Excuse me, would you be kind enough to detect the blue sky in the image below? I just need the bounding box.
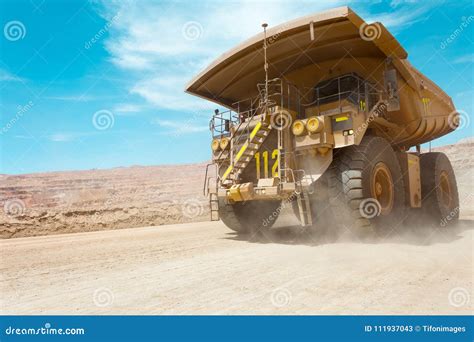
[0,0,472,175]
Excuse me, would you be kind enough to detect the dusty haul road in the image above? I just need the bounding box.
[1,220,473,315]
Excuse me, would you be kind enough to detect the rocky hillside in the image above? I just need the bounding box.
[1,140,472,238]
[0,163,209,238]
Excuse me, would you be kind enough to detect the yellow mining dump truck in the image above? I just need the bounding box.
[187,6,460,235]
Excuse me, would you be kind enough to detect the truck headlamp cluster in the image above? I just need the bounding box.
[292,120,306,136]
[211,139,220,151]
[292,117,325,136]
[219,137,230,150]
[211,137,230,151]
[306,117,324,133]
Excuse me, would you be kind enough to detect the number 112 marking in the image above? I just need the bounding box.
[254,149,279,179]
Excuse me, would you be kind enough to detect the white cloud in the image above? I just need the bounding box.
[0,69,23,82]
[389,0,419,8]
[455,89,473,97]
[97,0,349,113]
[45,131,98,142]
[47,133,77,142]
[363,2,437,30]
[43,95,97,102]
[131,76,216,111]
[14,134,35,140]
[97,0,438,113]
[113,103,144,115]
[453,54,474,64]
[152,118,208,135]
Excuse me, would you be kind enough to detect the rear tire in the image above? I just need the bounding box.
[218,198,281,234]
[327,136,406,237]
[420,152,459,226]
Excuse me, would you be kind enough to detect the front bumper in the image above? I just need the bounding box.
[218,180,299,202]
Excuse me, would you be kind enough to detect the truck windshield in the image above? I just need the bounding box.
[314,74,365,106]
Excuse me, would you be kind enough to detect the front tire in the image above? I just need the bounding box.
[327,136,406,237]
[218,198,281,234]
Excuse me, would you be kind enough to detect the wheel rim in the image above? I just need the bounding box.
[371,162,394,216]
[439,171,453,208]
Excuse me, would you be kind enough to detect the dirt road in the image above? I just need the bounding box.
[1,220,472,315]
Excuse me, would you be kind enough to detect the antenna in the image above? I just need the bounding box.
[262,23,268,106]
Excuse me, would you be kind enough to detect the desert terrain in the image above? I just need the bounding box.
[0,140,472,315]
[1,140,473,239]
[0,163,209,238]
[0,220,472,315]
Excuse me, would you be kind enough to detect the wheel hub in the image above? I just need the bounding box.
[371,162,394,216]
[375,182,383,196]
[439,171,453,208]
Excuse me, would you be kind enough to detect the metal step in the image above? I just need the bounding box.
[254,132,269,138]
[297,192,312,227]
[221,115,273,182]
[209,192,219,221]
[242,151,255,157]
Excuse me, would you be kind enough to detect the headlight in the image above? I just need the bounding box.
[211,139,220,151]
[306,116,324,133]
[292,120,305,136]
[220,137,229,150]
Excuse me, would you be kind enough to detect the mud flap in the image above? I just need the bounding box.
[300,149,333,187]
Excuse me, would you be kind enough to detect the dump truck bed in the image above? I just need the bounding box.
[186,6,456,148]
